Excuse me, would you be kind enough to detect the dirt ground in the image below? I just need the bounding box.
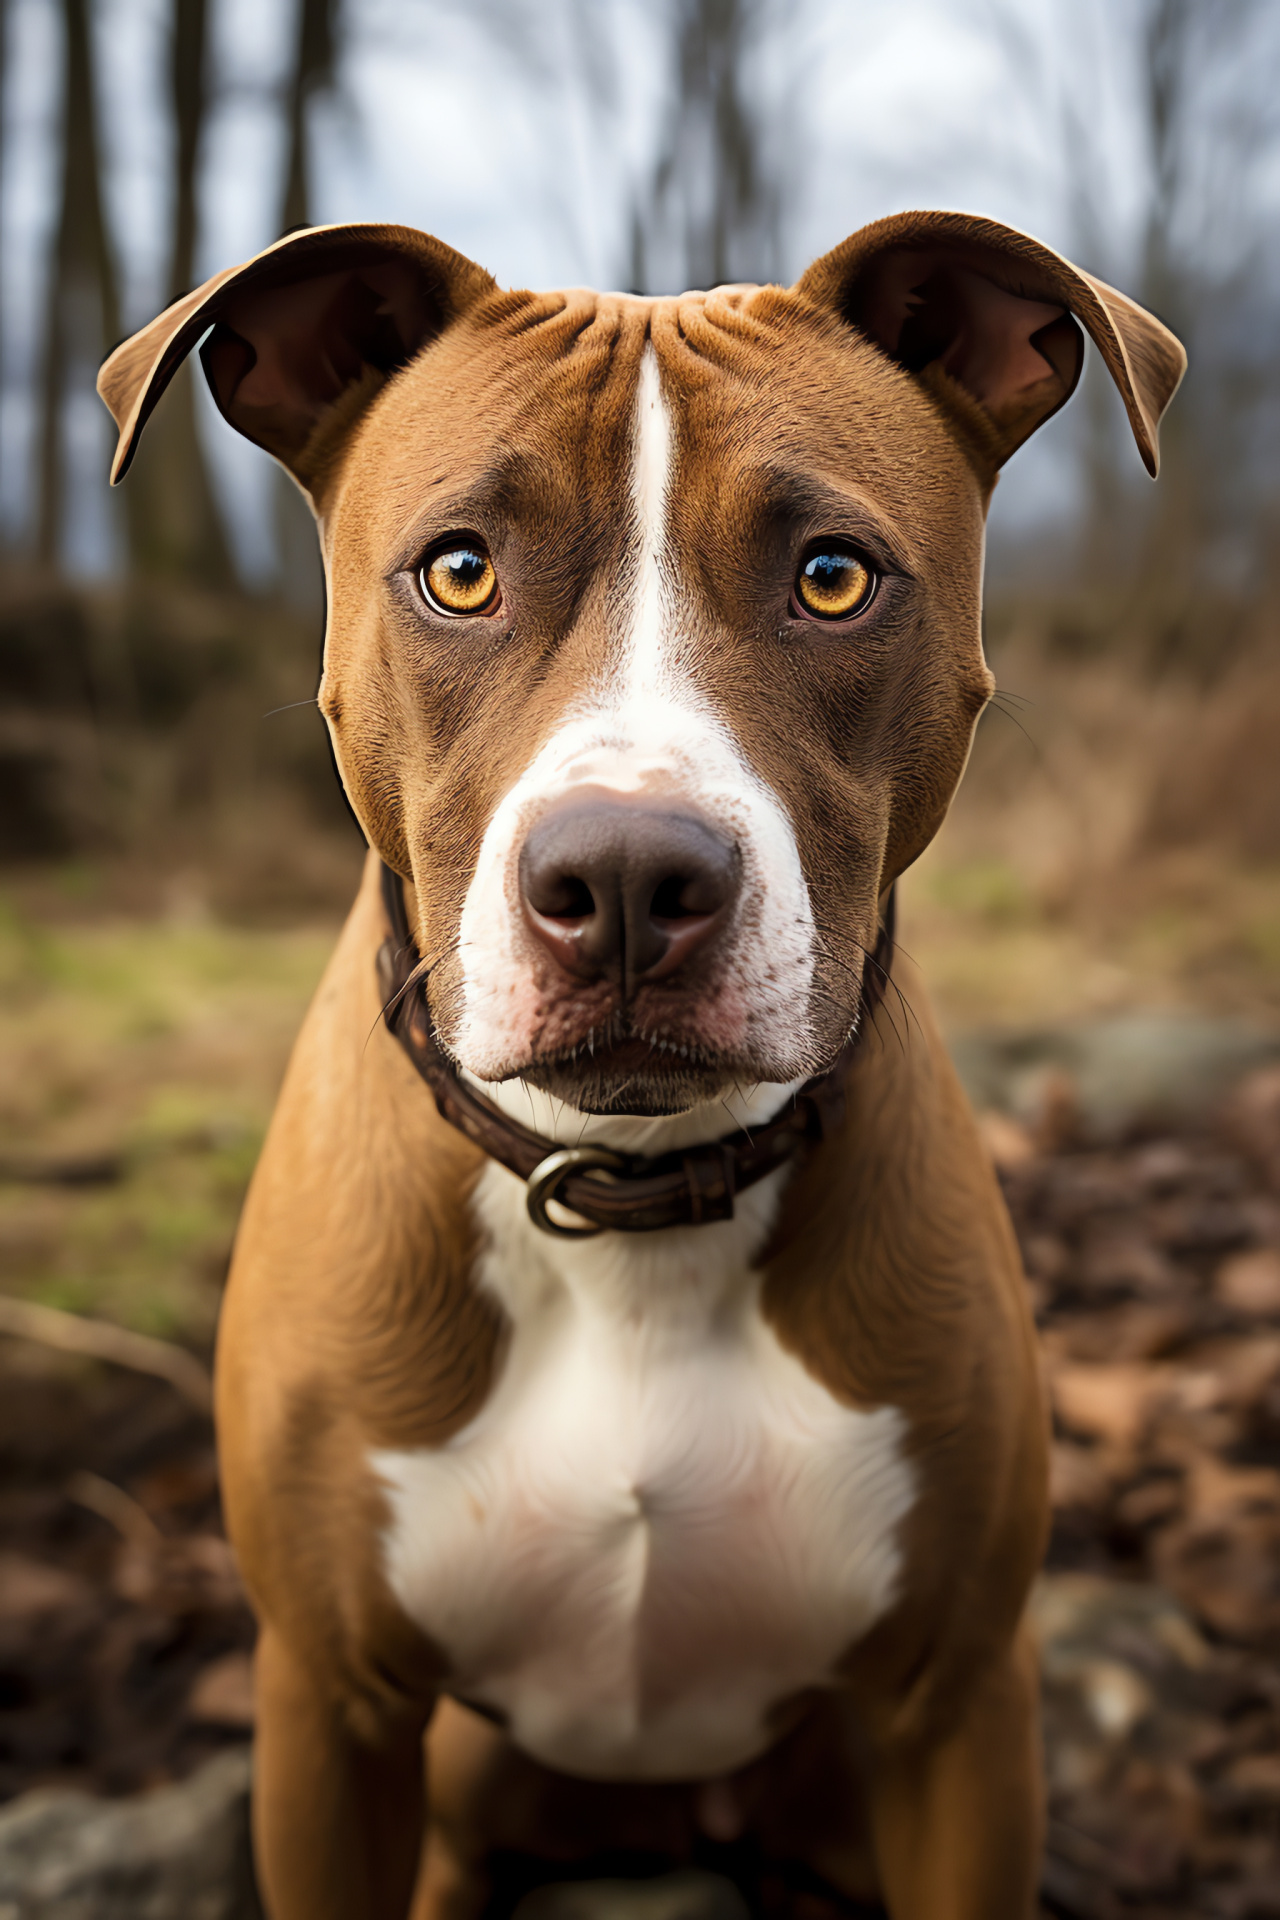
[1004,1071,1280,1917]
[3,1064,1280,1914]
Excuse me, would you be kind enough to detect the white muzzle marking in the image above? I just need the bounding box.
[452,345,816,1087]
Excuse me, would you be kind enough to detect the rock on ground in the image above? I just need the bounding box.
[0,1747,259,1920]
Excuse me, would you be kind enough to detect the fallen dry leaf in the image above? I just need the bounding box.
[1214,1245,1280,1316]
[187,1650,255,1728]
[0,1551,93,1622]
[1153,1470,1280,1644]
[1077,1233,1181,1299]
[1219,1750,1280,1807]
[1052,1362,1171,1454]
[1050,1441,1115,1513]
[978,1108,1037,1172]
[1223,1063,1280,1191]
[1055,1302,1196,1363]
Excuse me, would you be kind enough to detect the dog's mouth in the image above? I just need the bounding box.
[511,1025,767,1117]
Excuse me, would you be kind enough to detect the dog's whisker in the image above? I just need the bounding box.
[363,938,461,1059]
[991,684,1036,710]
[985,693,1044,760]
[261,698,320,719]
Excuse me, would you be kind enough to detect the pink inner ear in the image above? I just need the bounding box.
[220,271,354,416]
[857,249,1070,415]
[940,268,1066,412]
[209,258,431,440]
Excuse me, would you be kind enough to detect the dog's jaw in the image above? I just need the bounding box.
[449,344,819,1110]
[465,1069,810,1155]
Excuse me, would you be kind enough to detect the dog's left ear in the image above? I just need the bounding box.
[796,210,1185,478]
[98,222,497,503]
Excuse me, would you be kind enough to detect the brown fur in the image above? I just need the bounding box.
[99,212,1184,1920]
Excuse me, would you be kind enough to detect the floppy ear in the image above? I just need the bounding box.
[796,210,1185,478]
[98,222,497,501]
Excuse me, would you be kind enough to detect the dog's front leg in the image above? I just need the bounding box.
[253,1627,431,1920]
[867,1624,1043,1920]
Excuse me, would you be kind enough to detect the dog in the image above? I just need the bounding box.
[100,210,1183,1920]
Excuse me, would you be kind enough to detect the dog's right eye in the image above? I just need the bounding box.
[418,542,501,617]
[792,545,876,622]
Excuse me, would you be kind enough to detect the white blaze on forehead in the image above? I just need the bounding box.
[627,345,673,698]
[451,340,818,1093]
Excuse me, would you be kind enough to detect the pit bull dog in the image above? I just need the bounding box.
[99,211,1183,1920]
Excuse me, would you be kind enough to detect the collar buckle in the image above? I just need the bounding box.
[526,1145,629,1238]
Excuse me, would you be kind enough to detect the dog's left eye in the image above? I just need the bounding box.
[418,542,501,616]
[793,545,876,621]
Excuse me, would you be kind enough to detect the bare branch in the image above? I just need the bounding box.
[0,1295,213,1414]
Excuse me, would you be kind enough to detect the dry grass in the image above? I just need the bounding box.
[903,610,1280,1029]
[0,899,337,1340]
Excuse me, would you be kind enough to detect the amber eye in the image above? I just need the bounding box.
[419,541,500,616]
[793,546,875,621]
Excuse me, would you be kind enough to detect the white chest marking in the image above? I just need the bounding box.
[373,1157,914,1781]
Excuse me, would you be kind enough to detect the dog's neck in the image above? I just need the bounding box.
[463,1073,808,1157]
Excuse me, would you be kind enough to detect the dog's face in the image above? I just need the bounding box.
[101,215,1184,1116]
[322,290,988,1111]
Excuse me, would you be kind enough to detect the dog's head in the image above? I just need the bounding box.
[102,214,1183,1116]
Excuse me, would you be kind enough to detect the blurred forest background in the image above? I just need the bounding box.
[3,8,1280,1909]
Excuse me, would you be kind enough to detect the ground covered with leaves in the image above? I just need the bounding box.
[999,1064,1280,1917]
[0,1351,251,1803]
[0,1071,1277,1915]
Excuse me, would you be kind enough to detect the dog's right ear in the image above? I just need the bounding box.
[796,211,1185,481]
[98,223,497,502]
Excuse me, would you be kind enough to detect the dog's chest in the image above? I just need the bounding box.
[372,1165,914,1781]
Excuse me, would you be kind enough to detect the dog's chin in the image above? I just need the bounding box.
[517,1041,746,1117]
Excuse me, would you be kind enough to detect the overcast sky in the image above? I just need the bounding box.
[3,0,1273,575]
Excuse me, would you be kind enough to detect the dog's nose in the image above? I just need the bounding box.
[519,792,739,990]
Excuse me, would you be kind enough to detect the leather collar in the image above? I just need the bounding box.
[377,861,895,1238]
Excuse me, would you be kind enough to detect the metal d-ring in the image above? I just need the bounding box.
[526,1145,628,1238]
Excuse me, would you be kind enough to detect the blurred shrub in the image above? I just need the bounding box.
[0,569,360,913]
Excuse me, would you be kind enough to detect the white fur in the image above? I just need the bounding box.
[451,343,817,1084]
[373,1165,915,1781]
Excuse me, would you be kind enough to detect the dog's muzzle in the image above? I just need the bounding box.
[376,863,896,1235]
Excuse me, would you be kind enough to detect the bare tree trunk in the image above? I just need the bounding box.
[275,0,336,611]
[1140,0,1191,331]
[36,0,121,567]
[631,0,782,295]
[986,0,1273,672]
[124,0,234,589]
[169,0,206,298]
[281,0,336,233]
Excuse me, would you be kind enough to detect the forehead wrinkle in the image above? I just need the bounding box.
[374,301,646,522]
[648,286,811,375]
